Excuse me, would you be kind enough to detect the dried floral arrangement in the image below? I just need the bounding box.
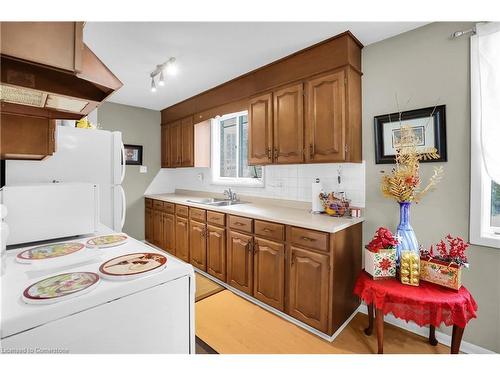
[381,125,444,203]
[420,234,469,267]
[366,227,399,253]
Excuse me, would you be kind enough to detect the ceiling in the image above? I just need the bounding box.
[84,22,428,111]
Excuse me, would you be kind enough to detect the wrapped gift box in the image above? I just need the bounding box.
[364,247,396,279]
[420,256,462,290]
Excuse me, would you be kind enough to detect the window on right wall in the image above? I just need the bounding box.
[470,22,500,248]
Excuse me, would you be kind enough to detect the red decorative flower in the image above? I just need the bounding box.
[378,258,393,271]
[367,227,398,252]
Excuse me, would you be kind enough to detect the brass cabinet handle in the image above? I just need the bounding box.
[246,240,253,252]
[234,222,245,226]
[274,148,278,160]
[263,227,273,232]
[309,144,314,159]
[253,240,258,254]
[267,147,272,160]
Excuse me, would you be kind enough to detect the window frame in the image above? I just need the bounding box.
[469,27,500,248]
[211,111,264,187]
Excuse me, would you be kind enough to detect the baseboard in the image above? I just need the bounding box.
[357,304,495,354]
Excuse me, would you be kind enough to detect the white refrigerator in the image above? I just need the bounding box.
[5,126,126,233]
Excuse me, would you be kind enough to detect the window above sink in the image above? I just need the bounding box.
[211,111,264,187]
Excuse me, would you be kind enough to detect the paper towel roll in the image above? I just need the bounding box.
[312,178,324,213]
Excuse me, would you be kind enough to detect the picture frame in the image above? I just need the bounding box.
[374,105,447,164]
[124,144,143,165]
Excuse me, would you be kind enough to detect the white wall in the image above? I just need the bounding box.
[147,162,365,207]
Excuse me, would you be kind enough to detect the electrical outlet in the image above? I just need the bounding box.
[140,165,147,174]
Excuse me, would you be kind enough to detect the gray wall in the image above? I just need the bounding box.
[362,22,500,352]
[97,102,161,240]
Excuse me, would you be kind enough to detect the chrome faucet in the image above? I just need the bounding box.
[223,188,238,202]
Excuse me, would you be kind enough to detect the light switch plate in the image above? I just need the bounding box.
[140,165,147,173]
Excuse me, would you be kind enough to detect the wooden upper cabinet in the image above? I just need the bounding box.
[161,125,170,168]
[0,22,84,73]
[0,113,56,160]
[181,116,194,167]
[189,220,207,271]
[169,120,182,167]
[306,70,346,162]
[175,216,190,262]
[253,238,285,311]
[273,83,304,164]
[288,247,330,333]
[227,231,254,295]
[248,93,273,165]
[163,213,175,254]
[207,225,226,282]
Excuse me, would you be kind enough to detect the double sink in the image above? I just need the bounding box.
[186,198,247,207]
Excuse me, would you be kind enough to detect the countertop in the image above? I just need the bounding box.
[145,193,364,234]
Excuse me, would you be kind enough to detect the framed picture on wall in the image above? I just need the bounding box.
[124,144,143,165]
[374,105,447,164]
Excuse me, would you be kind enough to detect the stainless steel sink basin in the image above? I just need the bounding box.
[186,198,247,206]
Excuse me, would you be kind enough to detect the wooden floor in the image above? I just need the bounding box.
[195,290,452,354]
[195,273,225,302]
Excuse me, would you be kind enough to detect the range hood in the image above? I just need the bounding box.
[0,22,122,120]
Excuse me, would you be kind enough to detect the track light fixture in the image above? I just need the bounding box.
[149,57,177,93]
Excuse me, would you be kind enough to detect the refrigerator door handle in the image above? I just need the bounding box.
[119,185,126,230]
[120,142,126,184]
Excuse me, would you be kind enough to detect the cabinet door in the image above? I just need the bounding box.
[161,125,170,168]
[227,231,253,295]
[181,116,194,167]
[152,210,163,248]
[288,247,330,333]
[248,93,273,165]
[0,113,56,160]
[207,225,226,282]
[273,83,304,164]
[253,238,285,311]
[163,213,176,254]
[305,70,346,162]
[175,216,190,262]
[145,207,153,243]
[189,220,207,271]
[169,121,182,167]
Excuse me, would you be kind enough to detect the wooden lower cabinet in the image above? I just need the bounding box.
[145,207,153,243]
[152,209,163,247]
[163,213,175,254]
[207,225,226,282]
[175,216,190,262]
[227,231,253,295]
[288,246,330,333]
[189,220,207,271]
[253,237,285,311]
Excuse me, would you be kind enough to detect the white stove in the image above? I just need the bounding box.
[0,228,195,354]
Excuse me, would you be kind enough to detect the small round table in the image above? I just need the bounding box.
[353,271,477,354]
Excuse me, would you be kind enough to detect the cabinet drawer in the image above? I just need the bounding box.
[176,205,189,217]
[254,220,284,241]
[164,202,175,214]
[145,198,153,209]
[290,227,329,252]
[228,215,253,233]
[207,211,226,226]
[190,207,206,222]
[153,200,164,210]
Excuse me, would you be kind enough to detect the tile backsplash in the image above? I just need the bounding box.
[146,162,365,207]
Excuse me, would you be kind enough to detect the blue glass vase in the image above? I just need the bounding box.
[395,202,419,266]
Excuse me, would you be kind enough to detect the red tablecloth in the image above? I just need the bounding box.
[353,271,477,328]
